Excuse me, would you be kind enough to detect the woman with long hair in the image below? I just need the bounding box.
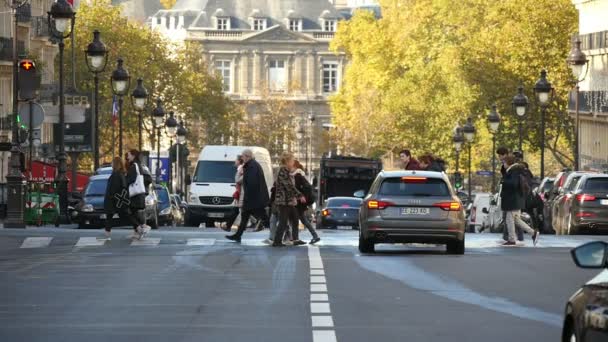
[102,157,141,240]
[273,152,306,247]
[125,149,148,239]
[292,160,320,244]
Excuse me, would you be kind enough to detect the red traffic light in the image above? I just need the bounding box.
[19,59,35,71]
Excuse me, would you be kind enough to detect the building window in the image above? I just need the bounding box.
[252,18,266,31]
[217,17,229,30]
[323,62,338,93]
[289,19,301,31]
[215,60,231,93]
[268,60,286,92]
[323,20,336,32]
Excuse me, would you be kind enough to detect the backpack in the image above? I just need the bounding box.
[296,175,314,205]
[519,173,531,195]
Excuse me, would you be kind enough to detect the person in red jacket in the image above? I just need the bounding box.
[399,149,421,170]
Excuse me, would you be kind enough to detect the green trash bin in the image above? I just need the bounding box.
[39,192,60,227]
[25,191,42,226]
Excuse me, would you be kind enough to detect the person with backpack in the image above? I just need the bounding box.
[126,149,149,239]
[500,155,540,247]
[292,160,320,245]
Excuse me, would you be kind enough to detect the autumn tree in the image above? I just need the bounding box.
[160,0,177,10]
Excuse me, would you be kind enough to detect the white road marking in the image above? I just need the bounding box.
[311,284,328,292]
[311,276,327,283]
[186,238,216,246]
[131,238,161,246]
[311,293,329,302]
[313,330,337,342]
[311,269,325,275]
[311,303,331,314]
[75,237,106,247]
[20,237,53,249]
[312,315,334,328]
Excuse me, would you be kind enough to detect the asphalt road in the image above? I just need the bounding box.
[0,226,606,342]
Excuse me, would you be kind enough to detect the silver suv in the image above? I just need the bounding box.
[358,170,466,254]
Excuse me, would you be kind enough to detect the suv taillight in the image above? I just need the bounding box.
[576,194,596,202]
[368,200,393,210]
[433,201,462,211]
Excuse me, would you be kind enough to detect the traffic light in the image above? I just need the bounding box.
[454,172,463,189]
[18,58,41,101]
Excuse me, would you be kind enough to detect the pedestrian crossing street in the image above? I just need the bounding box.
[9,233,604,250]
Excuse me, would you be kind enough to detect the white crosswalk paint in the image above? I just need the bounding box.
[311,269,325,275]
[311,276,327,283]
[186,239,216,246]
[311,284,328,292]
[312,316,334,328]
[131,238,161,246]
[20,237,53,249]
[75,237,106,247]
[311,293,329,302]
[313,328,338,342]
[311,303,331,314]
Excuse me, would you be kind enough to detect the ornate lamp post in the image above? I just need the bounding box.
[4,0,29,228]
[85,30,108,171]
[165,111,178,191]
[463,117,476,203]
[110,58,130,158]
[512,83,529,153]
[130,78,148,152]
[151,99,165,183]
[308,113,315,176]
[534,70,553,179]
[567,38,589,171]
[487,105,501,193]
[176,122,187,195]
[48,0,75,224]
[452,125,464,189]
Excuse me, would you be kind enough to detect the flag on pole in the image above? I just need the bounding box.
[112,95,119,126]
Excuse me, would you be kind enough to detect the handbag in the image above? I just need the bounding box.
[128,163,146,198]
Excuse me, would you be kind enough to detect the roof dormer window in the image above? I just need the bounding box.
[216,17,230,30]
[289,18,302,31]
[252,18,267,31]
[323,19,336,32]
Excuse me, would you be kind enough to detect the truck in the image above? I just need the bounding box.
[316,156,383,206]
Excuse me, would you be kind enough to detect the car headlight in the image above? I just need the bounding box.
[160,207,171,216]
[81,204,94,212]
[189,194,198,203]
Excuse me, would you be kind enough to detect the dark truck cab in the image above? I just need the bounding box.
[316,156,383,206]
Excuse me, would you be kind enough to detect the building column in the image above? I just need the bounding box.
[239,50,249,95]
[307,51,316,96]
[252,50,262,95]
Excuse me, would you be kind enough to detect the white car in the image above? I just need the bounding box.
[481,193,502,233]
[466,192,491,233]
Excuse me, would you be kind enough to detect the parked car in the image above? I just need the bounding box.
[466,192,491,233]
[558,174,608,235]
[76,174,158,229]
[317,197,362,230]
[562,241,608,341]
[170,194,185,226]
[94,166,112,175]
[543,171,572,232]
[481,193,502,233]
[552,172,588,235]
[535,177,555,203]
[155,185,175,226]
[358,171,465,254]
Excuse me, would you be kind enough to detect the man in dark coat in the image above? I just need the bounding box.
[226,149,270,243]
[500,156,539,246]
[399,149,421,170]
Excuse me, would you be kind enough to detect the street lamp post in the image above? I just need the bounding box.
[512,83,529,153]
[308,113,315,176]
[452,125,464,174]
[463,118,476,203]
[534,69,553,179]
[151,99,165,183]
[567,38,589,171]
[48,0,75,224]
[487,105,501,193]
[176,122,187,196]
[130,78,148,152]
[165,111,178,191]
[85,30,108,171]
[110,58,130,158]
[4,0,29,228]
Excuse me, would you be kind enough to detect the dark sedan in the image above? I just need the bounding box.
[562,175,608,235]
[76,174,159,229]
[562,241,608,342]
[317,197,362,230]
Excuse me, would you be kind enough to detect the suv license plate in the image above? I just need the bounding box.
[402,208,430,215]
[601,199,608,205]
[208,213,224,218]
[338,226,351,230]
[100,214,106,219]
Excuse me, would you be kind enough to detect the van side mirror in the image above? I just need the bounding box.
[185,174,192,185]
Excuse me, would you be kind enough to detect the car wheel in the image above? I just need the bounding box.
[358,235,375,253]
[562,317,577,342]
[447,238,465,255]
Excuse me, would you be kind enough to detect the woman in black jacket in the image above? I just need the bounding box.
[103,157,141,239]
[292,160,320,244]
[273,152,305,247]
[126,149,148,239]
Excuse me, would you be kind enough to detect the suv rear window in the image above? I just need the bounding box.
[379,178,450,197]
[583,178,608,192]
[565,176,582,191]
[327,198,362,208]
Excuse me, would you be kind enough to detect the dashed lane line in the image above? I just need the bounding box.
[309,245,337,342]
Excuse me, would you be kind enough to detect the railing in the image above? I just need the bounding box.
[313,31,335,39]
[16,3,32,23]
[32,16,50,38]
[577,31,608,51]
[568,90,608,114]
[202,30,243,39]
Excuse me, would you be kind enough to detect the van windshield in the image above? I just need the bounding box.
[194,161,237,183]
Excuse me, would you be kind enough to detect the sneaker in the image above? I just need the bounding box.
[283,240,294,246]
[262,239,273,245]
[272,242,286,247]
[225,235,241,243]
[142,225,151,234]
[532,230,540,246]
[130,232,142,240]
[501,241,517,247]
[310,237,321,245]
[293,240,307,246]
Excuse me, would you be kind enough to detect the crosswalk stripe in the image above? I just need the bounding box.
[75,237,106,247]
[131,238,161,246]
[186,238,216,246]
[312,315,334,328]
[20,237,53,249]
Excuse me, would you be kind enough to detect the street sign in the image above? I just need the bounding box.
[476,170,494,176]
[53,92,93,153]
[149,156,170,182]
[18,102,45,128]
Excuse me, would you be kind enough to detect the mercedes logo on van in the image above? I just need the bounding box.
[212,197,221,205]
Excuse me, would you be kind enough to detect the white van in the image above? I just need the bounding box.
[186,146,273,227]
[466,192,492,233]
